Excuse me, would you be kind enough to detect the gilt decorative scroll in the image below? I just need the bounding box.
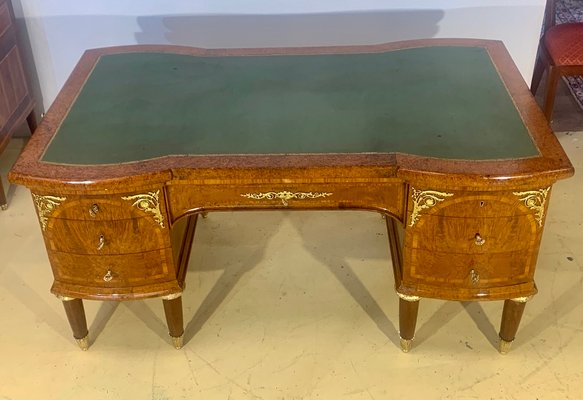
[513,187,550,227]
[122,190,165,228]
[241,191,332,206]
[409,188,453,227]
[32,194,67,231]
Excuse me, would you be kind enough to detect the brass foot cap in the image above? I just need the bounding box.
[498,338,513,355]
[75,335,89,351]
[171,335,184,350]
[400,337,413,353]
[0,204,7,211]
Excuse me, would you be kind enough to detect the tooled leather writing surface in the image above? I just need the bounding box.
[42,46,538,165]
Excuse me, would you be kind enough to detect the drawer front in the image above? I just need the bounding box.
[406,189,550,224]
[44,217,169,254]
[407,214,540,254]
[0,47,27,126]
[32,190,167,222]
[404,248,536,289]
[167,181,406,220]
[48,248,175,288]
[0,2,11,38]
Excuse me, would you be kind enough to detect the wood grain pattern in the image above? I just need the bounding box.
[408,215,537,253]
[167,180,406,222]
[32,189,168,220]
[44,217,168,254]
[47,248,175,288]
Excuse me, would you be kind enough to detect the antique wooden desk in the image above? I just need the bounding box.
[9,39,573,353]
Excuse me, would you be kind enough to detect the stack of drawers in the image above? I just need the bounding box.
[401,189,546,300]
[31,188,179,299]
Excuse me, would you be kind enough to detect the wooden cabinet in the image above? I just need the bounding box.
[0,0,35,209]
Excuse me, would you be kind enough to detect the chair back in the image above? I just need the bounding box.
[543,0,557,31]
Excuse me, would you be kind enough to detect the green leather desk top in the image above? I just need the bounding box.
[42,46,538,165]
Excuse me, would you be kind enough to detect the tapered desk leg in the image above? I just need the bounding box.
[58,296,89,350]
[398,294,420,353]
[498,297,530,354]
[163,294,184,349]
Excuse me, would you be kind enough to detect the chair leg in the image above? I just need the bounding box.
[530,51,546,96]
[542,65,561,121]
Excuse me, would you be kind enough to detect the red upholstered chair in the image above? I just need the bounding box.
[530,0,583,120]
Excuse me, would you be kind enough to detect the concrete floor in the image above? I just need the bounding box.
[1,82,582,399]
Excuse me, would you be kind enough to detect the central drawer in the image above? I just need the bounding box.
[167,181,406,220]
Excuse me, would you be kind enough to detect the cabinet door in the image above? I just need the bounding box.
[0,0,29,128]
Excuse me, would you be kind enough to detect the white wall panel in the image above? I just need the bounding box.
[10,0,546,111]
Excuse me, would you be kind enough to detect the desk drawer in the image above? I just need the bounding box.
[0,2,12,38]
[406,189,550,222]
[32,189,167,224]
[405,248,536,289]
[48,248,174,288]
[407,214,539,254]
[167,181,405,219]
[44,217,168,254]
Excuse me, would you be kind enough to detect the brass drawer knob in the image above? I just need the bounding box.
[469,269,480,285]
[89,203,100,217]
[474,233,486,246]
[103,270,113,282]
[97,235,105,251]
